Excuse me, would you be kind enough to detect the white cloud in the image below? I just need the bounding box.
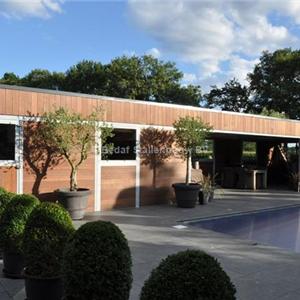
[228,56,260,86]
[0,0,63,19]
[183,72,197,84]
[129,0,300,88]
[146,47,161,58]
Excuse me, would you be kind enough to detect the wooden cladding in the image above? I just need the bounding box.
[101,166,136,210]
[140,157,185,206]
[1,86,300,137]
[23,155,95,211]
[0,167,17,192]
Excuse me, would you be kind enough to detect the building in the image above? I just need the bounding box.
[0,84,299,211]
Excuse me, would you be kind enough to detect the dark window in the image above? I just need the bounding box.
[102,129,136,160]
[0,124,15,160]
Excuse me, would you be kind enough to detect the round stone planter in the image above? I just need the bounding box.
[55,188,90,220]
[25,273,63,300]
[172,183,200,208]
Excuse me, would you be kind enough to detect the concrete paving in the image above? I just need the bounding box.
[4,189,300,299]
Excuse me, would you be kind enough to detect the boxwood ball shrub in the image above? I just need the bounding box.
[0,187,15,218]
[23,202,75,278]
[0,194,40,253]
[140,250,236,300]
[62,221,132,300]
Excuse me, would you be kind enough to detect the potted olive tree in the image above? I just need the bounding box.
[41,107,112,219]
[172,116,211,208]
[23,202,74,300]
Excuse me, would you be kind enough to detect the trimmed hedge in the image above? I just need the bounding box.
[140,250,236,300]
[0,187,15,218]
[62,221,132,300]
[0,194,40,253]
[23,202,75,278]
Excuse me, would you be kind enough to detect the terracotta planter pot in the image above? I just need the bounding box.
[25,273,63,300]
[2,251,24,279]
[172,183,200,208]
[55,188,90,220]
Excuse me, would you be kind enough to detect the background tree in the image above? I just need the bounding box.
[163,84,201,106]
[260,108,286,119]
[204,79,250,112]
[0,55,202,106]
[140,127,174,188]
[0,72,21,85]
[63,60,106,95]
[21,69,65,90]
[249,48,300,119]
[105,55,201,106]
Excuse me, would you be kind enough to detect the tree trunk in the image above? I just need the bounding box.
[186,153,190,184]
[152,166,157,188]
[70,167,78,191]
[32,173,44,196]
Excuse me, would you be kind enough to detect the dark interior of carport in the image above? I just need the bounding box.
[197,133,299,191]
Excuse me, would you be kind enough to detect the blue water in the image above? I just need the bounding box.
[189,206,300,253]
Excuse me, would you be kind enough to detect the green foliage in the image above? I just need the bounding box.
[0,194,39,253]
[23,202,74,278]
[140,250,236,300]
[62,221,132,300]
[0,187,15,218]
[249,48,300,119]
[64,60,106,95]
[173,116,212,183]
[0,72,21,85]
[41,107,113,190]
[164,84,201,106]
[260,108,287,119]
[204,78,250,112]
[1,55,201,107]
[21,69,65,90]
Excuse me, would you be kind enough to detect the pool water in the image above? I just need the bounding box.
[189,205,300,253]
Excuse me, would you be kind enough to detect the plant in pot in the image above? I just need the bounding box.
[0,194,39,278]
[140,249,236,300]
[40,107,113,220]
[172,116,212,208]
[23,202,74,300]
[0,187,15,259]
[200,174,215,205]
[62,221,132,300]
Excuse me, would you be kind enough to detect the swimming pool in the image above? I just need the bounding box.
[188,205,300,253]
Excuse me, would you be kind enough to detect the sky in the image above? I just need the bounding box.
[0,0,300,91]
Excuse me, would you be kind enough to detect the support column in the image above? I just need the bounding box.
[135,128,141,208]
[94,129,102,211]
[212,139,216,184]
[16,121,23,194]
